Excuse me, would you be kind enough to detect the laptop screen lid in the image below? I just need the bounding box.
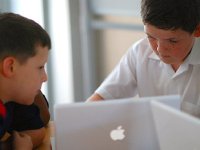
[151,101,200,150]
[138,95,180,110]
[54,95,180,150]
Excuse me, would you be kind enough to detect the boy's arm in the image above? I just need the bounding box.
[20,128,45,149]
[13,131,33,150]
[0,131,33,150]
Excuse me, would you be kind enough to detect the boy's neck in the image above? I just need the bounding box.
[171,64,181,72]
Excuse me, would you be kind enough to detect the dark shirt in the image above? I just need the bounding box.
[6,102,44,132]
[0,102,44,139]
[0,100,12,149]
[0,94,49,149]
[0,100,6,138]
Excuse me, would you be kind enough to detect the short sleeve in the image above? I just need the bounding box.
[95,45,138,99]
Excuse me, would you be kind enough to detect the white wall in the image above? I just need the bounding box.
[9,0,74,105]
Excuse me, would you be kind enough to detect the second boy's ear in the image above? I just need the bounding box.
[194,24,200,37]
[2,57,16,77]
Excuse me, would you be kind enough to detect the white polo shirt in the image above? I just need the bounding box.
[95,38,200,117]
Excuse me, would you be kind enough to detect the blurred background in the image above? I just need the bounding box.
[0,0,145,118]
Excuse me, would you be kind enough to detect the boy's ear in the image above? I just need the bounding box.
[2,57,16,77]
[194,24,200,37]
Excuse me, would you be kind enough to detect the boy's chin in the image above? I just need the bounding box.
[24,101,35,105]
[17,98,35,105]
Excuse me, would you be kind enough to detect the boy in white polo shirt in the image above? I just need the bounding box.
[87,0,200,118]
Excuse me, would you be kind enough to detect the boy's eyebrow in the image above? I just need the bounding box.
[145,32,179,40]
[145,33,156,39]
[145,32,154,37]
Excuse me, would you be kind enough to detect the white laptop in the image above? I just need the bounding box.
[53,95,200,150]
[151,101,200,150]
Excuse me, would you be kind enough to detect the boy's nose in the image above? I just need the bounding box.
[42,71,48,82]
[156,41,167,53]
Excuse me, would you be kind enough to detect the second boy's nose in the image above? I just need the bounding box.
[156,41,168,54]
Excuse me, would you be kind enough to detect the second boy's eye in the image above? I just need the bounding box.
[169,39,178,44]
[147,35,153,39]
[147,35,156,41]
[39,66,44,70]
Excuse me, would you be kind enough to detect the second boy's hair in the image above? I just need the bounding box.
[0,12,51,64]
[141,0,200,33]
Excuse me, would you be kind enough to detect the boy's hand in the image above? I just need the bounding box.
[13,131,33,150]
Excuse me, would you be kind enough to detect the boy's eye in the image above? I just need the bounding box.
[169,39,178,43]
[147,35,152,39]
[39,66,44,69]
[147,35,155,40]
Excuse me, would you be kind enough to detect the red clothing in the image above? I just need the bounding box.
[0,100,7,141]
[0,100,6,118]
[0,100,7,139]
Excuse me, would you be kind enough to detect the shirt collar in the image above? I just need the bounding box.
[187,38,200,65]
[149,52,159,60]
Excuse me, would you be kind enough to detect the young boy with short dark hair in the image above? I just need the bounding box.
[0,12,51,149]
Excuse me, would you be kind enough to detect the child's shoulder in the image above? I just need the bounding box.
[133,37,150,49]
[129,38,154,58]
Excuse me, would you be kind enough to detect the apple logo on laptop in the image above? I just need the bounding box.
[110,126,125,141]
